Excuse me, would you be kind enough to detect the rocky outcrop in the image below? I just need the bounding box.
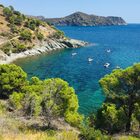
[45,12,127,26]
[0,38,87,64]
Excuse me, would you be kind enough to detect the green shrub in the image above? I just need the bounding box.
[0,4,4,8]
[10,24,19,33]
[54,30,64,39]
[9,92,24,110]
[24,19,41,30]
[36,32,44,40]
[20,29,32,41]
[0,100,7,114]
[12,43,27,53]
[13,10,21,16]
[14,15,24,25]
[9,6,14,11]
[80,127,108,140]
[53,30,64,39]
[1,42,12,55]
[9,15,23,25]
[3,7,13,18]
[0,64,27,99]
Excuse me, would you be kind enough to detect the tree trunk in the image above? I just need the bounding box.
[126,119,131,132]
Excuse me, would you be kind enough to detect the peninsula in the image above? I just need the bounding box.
[44,12,127,26]
[0,5,87,64]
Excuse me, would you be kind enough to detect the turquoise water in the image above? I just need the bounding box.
[14,24,140,115]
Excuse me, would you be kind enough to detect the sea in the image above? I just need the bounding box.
[14,24,140,115]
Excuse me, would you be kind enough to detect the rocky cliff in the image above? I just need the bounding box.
[0,5,87,64]
[45,12,127,26]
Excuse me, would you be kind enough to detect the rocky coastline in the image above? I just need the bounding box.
[0,38,87,64]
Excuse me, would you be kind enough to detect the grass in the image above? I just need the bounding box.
[0,131,79,140]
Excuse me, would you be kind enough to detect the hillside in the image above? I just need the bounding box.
[45,12,127,26]
[0,5,86,64]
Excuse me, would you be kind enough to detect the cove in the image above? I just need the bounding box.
[14,24,140,115]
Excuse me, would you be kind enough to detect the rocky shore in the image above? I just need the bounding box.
[0,38,87,64]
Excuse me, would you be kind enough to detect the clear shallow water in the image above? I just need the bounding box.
[14,24,140,115]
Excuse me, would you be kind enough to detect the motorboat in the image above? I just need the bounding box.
[88,58,93,62]
[72,52,77,56]
[107,49,111,53]
[104,63,110,68]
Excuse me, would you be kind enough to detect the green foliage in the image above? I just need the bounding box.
[99,63,140,133]
[13,43,27,53]
[0,64,27,99]
[80,127,108,140]
[1,42,12,55]
[10,24,19,34]
[9,92,24,110]
[36,32,44,40]
[20,29,32,41]
[42,78,83,127]
[9,76,83,127]
[95,103,127,133]
[53,30,65,39]
[0,100,7,114]
[9,14,24,25]
[9,6,14,11]
[25,19,41,31]
[0,4,4,8]
[3,7,13,18]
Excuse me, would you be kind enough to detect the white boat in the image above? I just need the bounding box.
[116,66,121,69]
[88,58,93,62]
[72,53,77,56]
[104,63,110,68]
[107,49,111,53]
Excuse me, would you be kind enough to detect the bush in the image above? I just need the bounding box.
[80,127,108,140]
[14,15,24,25]
[53,30,64,39]
[9,92,24,110]
[36,32,44,40]
[24,19,41,31]
[3,7,13,18]
[0,64,27,99]
[9,77,83,127]
[95,103,118,134]
[0,4,4,8]
[0,100,7,114]
[9,15,23,25]
[12,43,27,53]
[1,42,12,55]
[10,24,19,34]
[20,29,32,41]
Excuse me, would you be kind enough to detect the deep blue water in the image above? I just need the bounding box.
[14,24,140,115]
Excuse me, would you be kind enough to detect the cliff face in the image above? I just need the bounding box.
[45,12,127,26]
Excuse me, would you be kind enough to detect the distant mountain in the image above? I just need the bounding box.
[44,12,127,26]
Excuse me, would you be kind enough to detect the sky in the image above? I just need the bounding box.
[0,0,140,23]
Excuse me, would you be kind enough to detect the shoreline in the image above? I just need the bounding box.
[0,38,88,64]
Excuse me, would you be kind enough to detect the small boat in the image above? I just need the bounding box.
[88,58,93,62]
[107,49,111,53]
[104,63,110,68]
[116,66,121,69]
[72,53,77,56]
